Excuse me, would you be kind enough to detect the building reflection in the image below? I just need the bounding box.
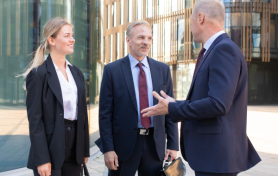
[0,0,102,172]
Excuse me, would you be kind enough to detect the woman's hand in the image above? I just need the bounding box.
[82,157,89,166]
[84,157,88,164]
[37,162,51,176]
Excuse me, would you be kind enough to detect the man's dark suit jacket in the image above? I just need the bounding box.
[26,55,90,170]
[99,56,179,161]
[168,33,261,173]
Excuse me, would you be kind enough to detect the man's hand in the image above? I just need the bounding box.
[104,151,119,170]
[141,90,176,117]
[164,149,177,161]
[37,162,51,176]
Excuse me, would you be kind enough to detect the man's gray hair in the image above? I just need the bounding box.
[193,0,225,24]
[126,20,152,38]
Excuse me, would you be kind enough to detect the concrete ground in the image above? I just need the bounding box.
[0,105,100,173]
[0,106,30,172]
[87,106,278,176]
[0,105,277,176]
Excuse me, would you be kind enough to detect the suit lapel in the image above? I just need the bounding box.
[186,33,230,99]
[121,56,138,111]
[46,55,63,106]
[147,57,159,106]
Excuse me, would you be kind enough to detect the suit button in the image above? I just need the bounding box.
[134,128,137,131]
[60,114,63,116]
[68,127,71,130]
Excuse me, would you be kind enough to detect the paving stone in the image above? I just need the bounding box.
[86,106,278,176]
[1,106,278,176]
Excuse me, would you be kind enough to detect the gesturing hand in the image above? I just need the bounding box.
[141,90,175,117]
[104,151,119,170]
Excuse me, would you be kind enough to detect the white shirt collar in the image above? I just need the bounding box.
[53,59,72,70]
[203,30,225,52]
[128,53,149,69]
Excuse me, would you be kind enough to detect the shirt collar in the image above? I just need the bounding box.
[128,53,149,69]
[53,59,72,70]
[203,30,225,52]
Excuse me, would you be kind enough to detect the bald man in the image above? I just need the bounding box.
[141,0,261,175]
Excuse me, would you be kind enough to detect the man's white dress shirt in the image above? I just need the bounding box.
[53,60,78,121]
[203,30,225,56]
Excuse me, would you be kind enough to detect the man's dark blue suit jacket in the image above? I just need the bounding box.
[169,33,261,173]
[99,56,179,161]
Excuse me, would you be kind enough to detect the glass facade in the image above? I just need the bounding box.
[0,0,35,172]
[1,0,278,173]
[0,0,102,172]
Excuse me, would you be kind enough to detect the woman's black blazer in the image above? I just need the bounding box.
[26,55,90,170]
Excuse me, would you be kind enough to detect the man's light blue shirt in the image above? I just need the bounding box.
[129,53,154,128]
[203,30,225,56]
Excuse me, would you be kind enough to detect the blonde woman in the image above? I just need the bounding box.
[22,17,89,176]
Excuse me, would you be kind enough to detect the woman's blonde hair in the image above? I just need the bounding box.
[20,17,73,78]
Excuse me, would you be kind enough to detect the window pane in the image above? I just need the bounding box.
[184,0,192,8]
[110,34,113,62]
[152,24,158,60]
[270,14,277,49]
[252,13,261,57]
[172,0,177,12]
[147,0,152,18]
[123,31,127,56]
[225,13,231,37]
[103,37,106,64]
[137,0,143,20]
[177,19,184,61]
[107,5,110,29]
[230,13,241,47]
[176,63,195,100]
[121,0,124,24]
[159,0,164,15]
[112,2,116,27]
[129,0,132,22]
[116,33,119,60]
[165,21,171,62]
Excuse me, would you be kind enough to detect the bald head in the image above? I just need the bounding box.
[192,0,225,25]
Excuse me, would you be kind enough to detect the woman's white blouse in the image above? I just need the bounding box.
[53,60,78,121]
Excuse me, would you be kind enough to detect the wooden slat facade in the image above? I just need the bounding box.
[103,0,277,65]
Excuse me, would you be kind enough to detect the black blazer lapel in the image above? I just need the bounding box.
[147,57,159,106]
[186,33,230,99]
[46,55,63,106]
[121,56,138,112]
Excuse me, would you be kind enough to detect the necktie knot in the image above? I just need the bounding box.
[200,48,206,56]
[137,62,143,70]
[193,48,206,75]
